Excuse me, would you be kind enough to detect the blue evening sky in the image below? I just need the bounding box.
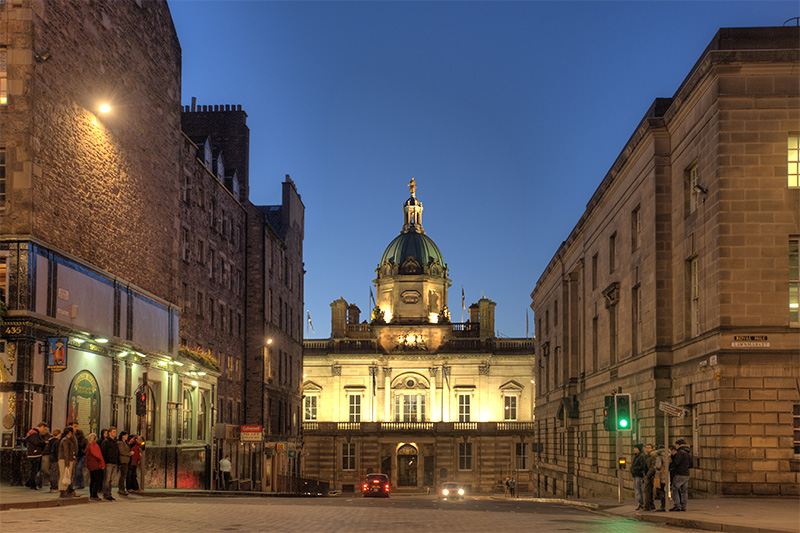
[169,0,798,339]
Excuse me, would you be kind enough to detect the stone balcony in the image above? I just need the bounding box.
[302,421,535,435]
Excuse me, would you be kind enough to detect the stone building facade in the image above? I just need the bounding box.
[530,27,800,499]
[303,184,534,494]
[0,0,219,489]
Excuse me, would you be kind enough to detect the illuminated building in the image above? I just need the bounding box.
[302,182,534,493]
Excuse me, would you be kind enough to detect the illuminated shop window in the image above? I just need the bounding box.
[789,135,799,188]
[182,388,193,441]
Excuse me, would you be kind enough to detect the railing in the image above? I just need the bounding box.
[346,323,372,333]
[379,422,434,431]
[303,421,535,434]
[496,422,536,430]
[493,339,534,353]
[450,322,478,337]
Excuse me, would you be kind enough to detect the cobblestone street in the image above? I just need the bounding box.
[0,495,701,532]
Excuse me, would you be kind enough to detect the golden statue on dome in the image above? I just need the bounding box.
[407,177,416,197]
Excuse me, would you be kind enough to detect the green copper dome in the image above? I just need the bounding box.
[379,230,445,270]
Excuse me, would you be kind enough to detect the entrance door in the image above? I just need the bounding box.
[397,444,418,486]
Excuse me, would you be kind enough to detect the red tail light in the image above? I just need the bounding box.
[362,484,368,489]
[385,484,390,490]
[373,479,380,484]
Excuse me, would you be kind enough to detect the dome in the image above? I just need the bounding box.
[379,230,445,270]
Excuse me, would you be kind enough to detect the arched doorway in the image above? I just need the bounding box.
[397,444,418,487]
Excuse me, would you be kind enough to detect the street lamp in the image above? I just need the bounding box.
[99,103,111,114]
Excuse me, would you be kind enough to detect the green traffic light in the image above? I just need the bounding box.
[619,419,629,428]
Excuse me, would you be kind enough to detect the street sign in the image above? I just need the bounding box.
[288,450,297,458]
[240,425,263,442]
[276,442,286,452]
[659,401,688,417]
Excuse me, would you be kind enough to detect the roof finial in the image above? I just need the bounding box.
[407,177,416,197]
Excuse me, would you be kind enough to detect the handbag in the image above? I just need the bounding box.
[60,466,71,487]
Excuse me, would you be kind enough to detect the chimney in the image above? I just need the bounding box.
[191,96,196,111]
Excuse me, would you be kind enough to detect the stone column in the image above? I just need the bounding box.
[428,367,438,422]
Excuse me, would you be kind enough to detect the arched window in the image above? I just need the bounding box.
[182,388,193,441]
[197,393,207,441]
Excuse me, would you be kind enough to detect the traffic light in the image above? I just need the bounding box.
[618,457,627,470]
[603,395,615,431]
[136,390,147,416]
[614,393,632,430]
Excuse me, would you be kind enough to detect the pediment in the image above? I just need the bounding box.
[303,380,322,392]
[499,380,524,391]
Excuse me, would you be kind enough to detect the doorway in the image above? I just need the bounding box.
[397,444,418,486]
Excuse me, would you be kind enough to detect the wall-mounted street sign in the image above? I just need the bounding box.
[731,335,769,348]
[240,425,263,442]
[659,401,689,417]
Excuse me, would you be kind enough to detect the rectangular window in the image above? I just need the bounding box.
[687,162,700,215]
[349,394,361,423]
[790,239,799,325]
[632,284,642,354]
[182,172,191,204]
[609,306,617,365]
[591,253,598,290]
[342,443,356,471]
[196,291,204,317]
[592,315,598,371]
[789,134,799,188]
[197,239,205,265]
[793,405,800,458]
[554,299,558,327]
[458,394,471,422]
[631,205,641,252]
[304,395,317,421]
[504,395,517,421]
[515,442,529,471]
[181,227,190,261]
[690,257,700,337]
[0,148,6,208]
[395,394,425,422]
[458,442,472,470]
[609,232,617,273]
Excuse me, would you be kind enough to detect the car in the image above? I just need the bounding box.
[362,473,390,497]
[438,482,465,500]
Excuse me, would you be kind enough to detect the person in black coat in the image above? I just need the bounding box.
[24,422,48,490]
[669,439,693,512]
[100,427,120,501]
[46,428,62,492]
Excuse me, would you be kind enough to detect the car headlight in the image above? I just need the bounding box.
[442,489,449,495]
[458,488,464,495]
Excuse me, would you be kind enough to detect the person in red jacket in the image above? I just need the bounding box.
[84,433,106,501]
[127,435,144,492]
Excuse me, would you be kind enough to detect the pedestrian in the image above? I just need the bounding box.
[631,443,646,510]
[504,477,510,497]
[117,431,132,496]
[669,439,692,512]
[509,477,516,498]
[72,429,87,490]
[128,435,143,492]
[101,427,120,501]
[85,433,105,501]
[25,422,48,490]
[46,428,62,493]
[219,456,232,491]
[58,426,78,498]
[653,445,668,512]
[643,444,656,511]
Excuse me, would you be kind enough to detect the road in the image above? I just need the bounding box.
[1,494,701,532]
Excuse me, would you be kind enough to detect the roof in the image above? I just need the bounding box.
[379,230,445,269]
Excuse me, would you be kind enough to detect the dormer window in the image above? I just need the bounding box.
[203,138,212,170]
[216,153,225,182]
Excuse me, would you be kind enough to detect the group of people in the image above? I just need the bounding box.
[631,439,693,512]
[25,421,144,501]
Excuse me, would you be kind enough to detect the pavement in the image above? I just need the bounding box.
[1,484,798,533]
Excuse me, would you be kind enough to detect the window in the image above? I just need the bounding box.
[196,290,204,317]
[197,393,207,441]
[789,134,799,188]
[182,172,191,204]
[0,256,7,302]
[609,232,617,273]
[793,405,800,458]
[591,253,598,290]
[515,442,529,470]
[592,315,598,372]
[342,443,356,471]
[458,442,472,470]
[182,389,193,441]
[0,50,7,105]
[554,299,558,327]
[458,394,471,422]
[395,394,426,422]
[349,394,361,423]
[137,384,157,443]
[791,239,799,325]
[203,140,212,169]
[631,206,641,252]
[504,395,517,421]
[197,239,205,264]
[304,395,317,421]
[609,305,617,364]
[687,162,700,215]
[690,256,700,337]
[181,227,190,261]
[632,284,642,354]
[0,148,7,208]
